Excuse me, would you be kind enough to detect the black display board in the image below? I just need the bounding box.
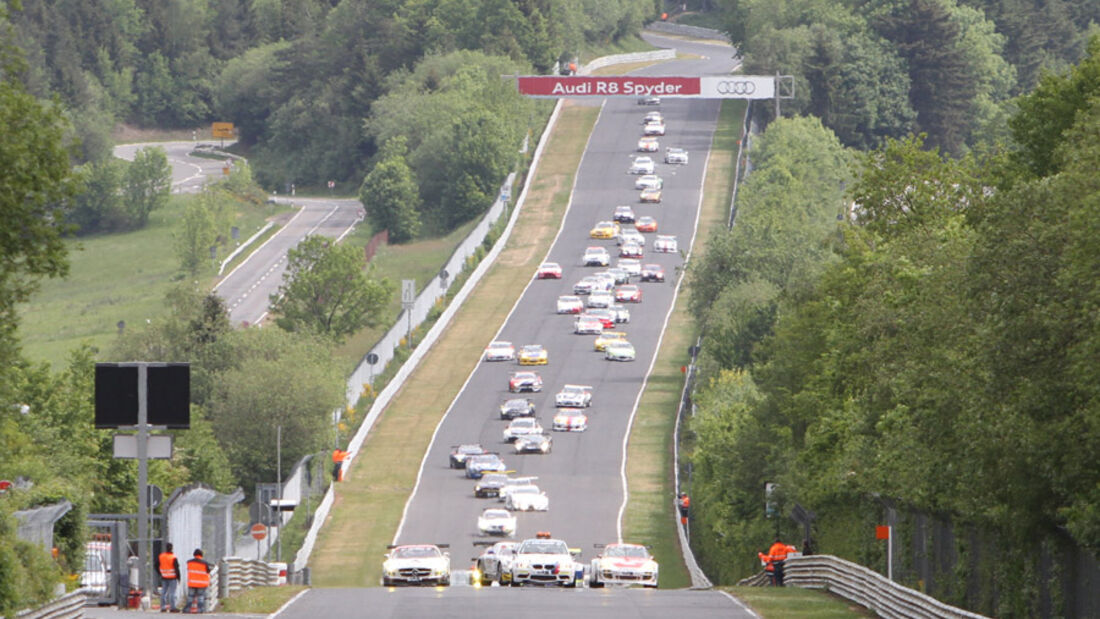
[94,363,190,428]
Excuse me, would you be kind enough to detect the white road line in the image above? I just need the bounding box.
[717,589,763,618]
[214,203,311,291]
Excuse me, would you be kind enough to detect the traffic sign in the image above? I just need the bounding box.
[250,523,267,541]
[401,279,416,308]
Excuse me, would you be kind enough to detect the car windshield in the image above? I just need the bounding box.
[504,399,528,408]
[481,474,507,484]
[392,546,441,559]
[518,540,569,555]
[514,372,536,379]
[458,445,483,454]
[482,510,510,520]
[606,545,649,559]
[512,486,540,494]
[540,263,557,269]
[511,419,535,428]
[490,342,511,350]
[521,346,542,354]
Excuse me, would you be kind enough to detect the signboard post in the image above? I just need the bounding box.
[402,280,416,349]
[211,122,234,148]
[250,523,267,560]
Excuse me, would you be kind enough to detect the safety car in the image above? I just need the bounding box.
[513,433,553,454]
[508,534,581,586]
[381,544,451,587]
[517,344,548,366]
[449,444,488,468]
[594,331,629,352]
[613,205,636,224]
[503,417,544,442]
[629,156,655,175]
[636,136,659,152]
[583,246,610,267]
[635,216,658,233]
[639,188,662,203]
[499,398,536,420]
[508,371,543,392]
[640,263,665,282]
[556,295,584,314]
[634,174,663,191]
[589,543,659,588]
[615,285,642,303]
[484,341,515,361]
[477,508,517,537]
[472,541,517,585]
[552,408,588,432]
[504,485,550,512]
[653,235,678,253]
[589,221,620,240]
[536,262,562,279]
[604,340,636,362]
[555,384,592,408]
[465,453,507,479]
[664,147,689,165]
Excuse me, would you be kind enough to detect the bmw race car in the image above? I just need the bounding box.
[471,541,517,586]
[583,246,611,267]
[484,341,516,361]
[619,242,644,259]
[634,174,663,191]
[503,417,543,442]
[517,344,548,366]
[604,340,636,362]
[665,147,689,165]
[465,453,507,479]
[642,111,664,125]
[508,534,581,586]
[508,371,543,392]
[615,285,642,303]
[478,508,517,537]
[557,295,584,314]
[499,398,536,420]
[629,156,655,175]
[382,544,451,587]
[586,292,613,309]
[449,444,488,468]
[555,384,593,408]
[589,543,659,588]
[536,262,562,279]
[643,121,666,136]
[513,433,552,454]
[504,485,550,512]
[618,259,642,277]
[613,205,636,224]
[552,408,588,432]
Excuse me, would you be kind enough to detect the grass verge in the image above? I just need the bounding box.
[217,585,306,614]
[621,100,745,589]
[308,102,600,587]
[727,586,873,618]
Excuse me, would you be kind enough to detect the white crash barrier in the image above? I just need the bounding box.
[220,557,281,594]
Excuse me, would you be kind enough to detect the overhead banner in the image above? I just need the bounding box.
[515,75,775,100]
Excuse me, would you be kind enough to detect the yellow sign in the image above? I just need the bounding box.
[211,122,235,139]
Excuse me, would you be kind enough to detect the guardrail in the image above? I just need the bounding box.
[6,589,86,619]
[578,49,675,75]
[220,557,280,594]
[782,555,990,619]
[645,22,732,42]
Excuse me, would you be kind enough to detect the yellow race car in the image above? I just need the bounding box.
[517,344,549,366]
[589,221,621,239]
[594,331,628,352]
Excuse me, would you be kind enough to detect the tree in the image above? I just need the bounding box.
[176,195,219,274]
[270,235,393,341]
[122,146,171,228]
[71,159,126,234]
[359,136,421,242]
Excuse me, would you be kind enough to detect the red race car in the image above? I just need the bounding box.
[615,285,642,303]
[536,262,563,279]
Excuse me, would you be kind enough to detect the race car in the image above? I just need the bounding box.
[508,371,543,392]
[605,340,636,361]
[643,121,666,136]
[497,476,540,503]
[639,188,662,203]
[617,228,645,247]
[665,147,689,165]
[536,262,562,279]
[556,295,584,314]
[508,534,581,586]
[503,417,543,442]
[653,235,678,253]
[591,272,616,291]
[603,267,632,285]
[589,221,620,239]
[573,276,598,295]
[589,543,659,588]
[582,311,615,330]
[608,304,632,324]
[642,111,664,125]
[629,156,655,175]
[586,292,613,309]
[583,246,610,267]
[555,384,593,408]
[552,408,588,432]
[474,473,511,498]
[615,285,642,303]
[634,174,663,191]
[640,263,665,282]
[613,205,636,224]
[471,541,517,586]
[636,136,659,152]
[478,508,517,537]
[635,216,658,233]
[484,341,515,361]
[637,95,661,106]
[382,544,451,587]
[449,444,488,469]
[594,331,629,352]
[499,398,536,420]
[465,453,507,479]
[618,259,642,277]
[620,242,644,259]
[573,316,603,335]
[504,485,550,512]
[517,344,548,366]
[514,433,553,454]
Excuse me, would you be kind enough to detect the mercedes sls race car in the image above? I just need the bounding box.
[449,444,487,469]
[589,543,659,588]
[613,205,636,224]
[583,246,611,267]
[517,344,549,366]
[636,136,659,152]
[640,263,665,282]
[664,147,689,165]
[615,285,642,303]
[514,433,552,454]
[484,341,515,361]
[629,156,655,175]
[503,417,544,442]
[556,295,584,314]
[555,384,593,408]
[476,473,537,499]
[504,485,550,512]
[478,508,517,537]
[508,534,581,586]
[653,234,678,253]
[465,453,507,479]
[382,544,451,587]
[635,215,658,233]
[594,331,629,352]
[508,371,543,393]
[535,262,562,279]
[498,476,540,503]
[472,541,517,586]
[499,398,536,420]
[552,408,588,432]
[604,340,637,362]
[586,292,613,309]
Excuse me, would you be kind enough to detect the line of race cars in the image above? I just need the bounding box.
[383,99,684,590]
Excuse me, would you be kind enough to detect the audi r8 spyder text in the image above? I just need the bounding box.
[382,544,451,587]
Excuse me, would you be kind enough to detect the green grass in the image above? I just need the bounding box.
[17,196,285,368]
[728,586,873,618]
[217,585,306,614]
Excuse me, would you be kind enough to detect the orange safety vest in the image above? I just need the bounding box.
[187,558,210,588]
[332,449,346,463]
[158,552,178,579]
[681,496,690,509]
[768,541,796,562]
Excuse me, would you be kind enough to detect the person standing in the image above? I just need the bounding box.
[759,538,798,586]
[183,549,212,613]
[678,493,691,525]
[158,543,180,612]
[332,449,347,481]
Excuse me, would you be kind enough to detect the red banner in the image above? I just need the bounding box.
[517,76,701,98]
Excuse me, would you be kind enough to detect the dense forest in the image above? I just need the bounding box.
[686,1,1100,615]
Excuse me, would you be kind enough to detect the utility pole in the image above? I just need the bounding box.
[137,364,150,600]
[276,425,282,563]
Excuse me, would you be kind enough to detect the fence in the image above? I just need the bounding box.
[163,484,244,568]
[577,49,675,75]
[13,501,72,552]
[6,589,87,619]
[645,21,732,43]
[363,229,388,263]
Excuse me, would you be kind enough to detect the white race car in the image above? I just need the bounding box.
[484,341,515,361]
[472,541,517,586]
[514,433,553,454]
[643,121,666,136]
[629,156,655,175]
[587,292,613,309]
[573,316,604,335]
[634,174,663,191]
[617,259,642,277]
[382,544,451,587]
[555,384,592,407]
[557,295,584,314]
[604,340,636,362]
[503,417,543,442]
[583,246,610,267]
[509,534,581,586]
[478,508,517,537]
[653,235,678,253]
[589,543,659,588]
[504,485,549,511]
[552,408,588,432]
[665,147,689,165]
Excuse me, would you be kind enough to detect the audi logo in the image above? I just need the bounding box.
[715,80,756,95]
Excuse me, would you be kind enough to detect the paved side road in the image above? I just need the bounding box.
[83,607,265,619]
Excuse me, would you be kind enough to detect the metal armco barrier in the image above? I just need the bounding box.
[645,22,732,43]
[220,557,280,594]
[783,555,990,619]
[578,49,675,75]
[5,589,86,619]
